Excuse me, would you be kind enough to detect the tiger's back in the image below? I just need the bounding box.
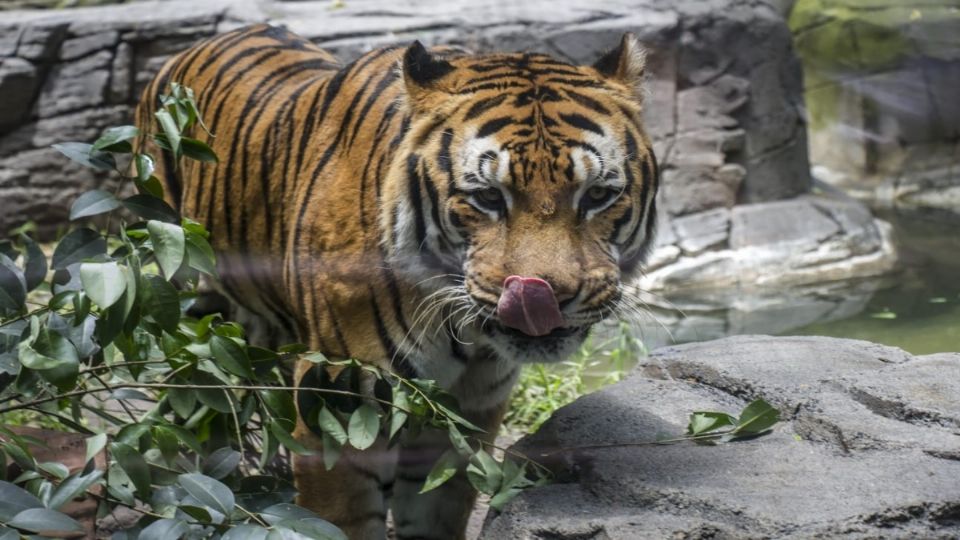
[138,23,659,539]
[139,25,412,361]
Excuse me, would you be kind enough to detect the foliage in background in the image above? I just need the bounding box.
[505,322,645,433]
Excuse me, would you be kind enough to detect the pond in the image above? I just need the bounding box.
[631,206,960,357]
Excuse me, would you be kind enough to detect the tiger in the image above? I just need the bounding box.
[136,23,659,540]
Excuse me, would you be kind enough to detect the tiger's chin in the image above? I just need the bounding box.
[482,323,591,364]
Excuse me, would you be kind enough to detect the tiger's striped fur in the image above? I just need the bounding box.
[137,24,659,539]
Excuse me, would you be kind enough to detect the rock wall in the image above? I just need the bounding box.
[790,0,960,209]
[0,0,895,292]
[483,336,960,539]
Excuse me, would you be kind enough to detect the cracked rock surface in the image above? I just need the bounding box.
[481,335,960,539]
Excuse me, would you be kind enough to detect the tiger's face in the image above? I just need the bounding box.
[385,35,658,363]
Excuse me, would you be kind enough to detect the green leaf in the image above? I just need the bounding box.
[178,504,213,523]
[195,386,235,414]
[85,433,107,464]
[123,194,179,224]
[139,518,188,540]
[347,403,380,451]
[38,461,70,480]
[259,503,319,525]
[275,517,347,540]
[184,231,217,276]
[316,407,347,445]
[419,449,459,494]
[141,274,180,333]
[321,432,341,471]
[389,388,409,440]
[155,109,182,157]
[69,190,121,220]
[79,261,126,309]
[733,399,780,436]
[21,236,47,292]
[152,426,179,464]
[110,442,151,497]
[160,425,203,455]
[48,470,102,510]
[19,327,79,372]
[7,507,83,536]
[260,389,297,426]
[0,481,43,521]
[688,411,737,436]
[137,175,165,199]
[167,387,197,419]
[0,254,26,315]
[147,220,185,280]
[52,142,116,171]
[466,450,502,496]
[180,137,218,163]
[447,424,473,458]
[177,473,235,516]
[223,525,270,540]
[92,125,139,153]
[269,420,315,456]
[202,447,241,480]
[134,154,155,181]
[210,335,253,378]
[51,228,106,270]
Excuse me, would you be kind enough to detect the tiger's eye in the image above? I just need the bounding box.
[587,185,611,200]
[478,188,504,204]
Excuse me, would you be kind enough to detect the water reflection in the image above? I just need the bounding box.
[633,207,960,355]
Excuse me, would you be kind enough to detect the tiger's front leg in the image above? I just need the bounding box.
[390,403,508,540]
[292,362,398,539]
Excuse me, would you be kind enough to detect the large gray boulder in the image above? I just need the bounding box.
[481,336,960,539]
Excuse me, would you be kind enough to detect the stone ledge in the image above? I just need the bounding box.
[482,335,960,539]
[636,194,898,292]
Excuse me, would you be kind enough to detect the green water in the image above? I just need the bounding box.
[792,208,960,355]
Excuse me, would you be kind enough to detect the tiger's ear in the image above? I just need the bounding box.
[593,33,646,93]
[402,41,455,107]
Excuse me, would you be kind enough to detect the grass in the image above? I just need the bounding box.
[504,322,647,434]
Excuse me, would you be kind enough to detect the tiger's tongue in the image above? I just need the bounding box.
[496,276,565,337]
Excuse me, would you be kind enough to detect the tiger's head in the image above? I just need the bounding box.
[383,35,659,364]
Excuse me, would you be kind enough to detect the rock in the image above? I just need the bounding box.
[482,336,960,539]
[636,194,897,292]
[672,208,730,255]
[37,49,113,117]
[58,30,118,61]
[0,57,41,132]
[730,198,839,249]
[661,164,742,216]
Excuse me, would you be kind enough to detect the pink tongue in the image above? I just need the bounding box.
[496,276,565,337]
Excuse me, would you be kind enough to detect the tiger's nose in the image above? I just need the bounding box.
[537,274,580,309]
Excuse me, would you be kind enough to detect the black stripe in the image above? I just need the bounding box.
[346,68,399,147]
[559,112,604,136]
[463,93,509,120]
[370,290,399,360]
[406,154,427,249]
[476,116,514,138]
[564,89,611,114]
[324,296,350,358]
[485,366,518,392]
